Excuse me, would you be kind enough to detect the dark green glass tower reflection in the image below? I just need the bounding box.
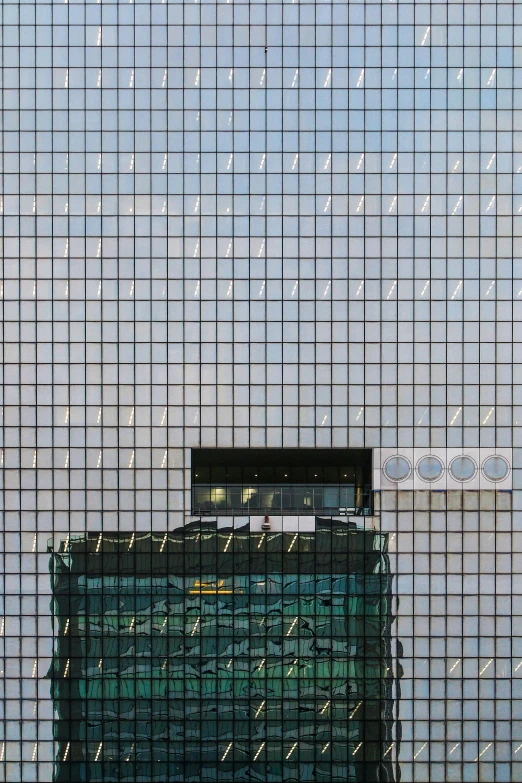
[49,521,398,782]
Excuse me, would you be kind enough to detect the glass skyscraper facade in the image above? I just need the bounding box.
[1,0,521,781]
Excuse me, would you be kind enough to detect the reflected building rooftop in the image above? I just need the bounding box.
[49,522,398,782]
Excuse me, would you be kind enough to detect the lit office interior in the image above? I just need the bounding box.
[192,449,373,516]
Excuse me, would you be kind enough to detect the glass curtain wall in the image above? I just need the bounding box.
[1,0,521,780]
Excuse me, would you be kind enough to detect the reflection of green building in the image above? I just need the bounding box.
[49,520,398,782]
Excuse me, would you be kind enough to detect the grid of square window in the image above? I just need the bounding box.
[1,0,522,781]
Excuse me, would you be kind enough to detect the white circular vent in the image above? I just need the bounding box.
[383,455,411,483]
[481,455,509,483]
[416,455,444,482]
[449,455,477,483]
